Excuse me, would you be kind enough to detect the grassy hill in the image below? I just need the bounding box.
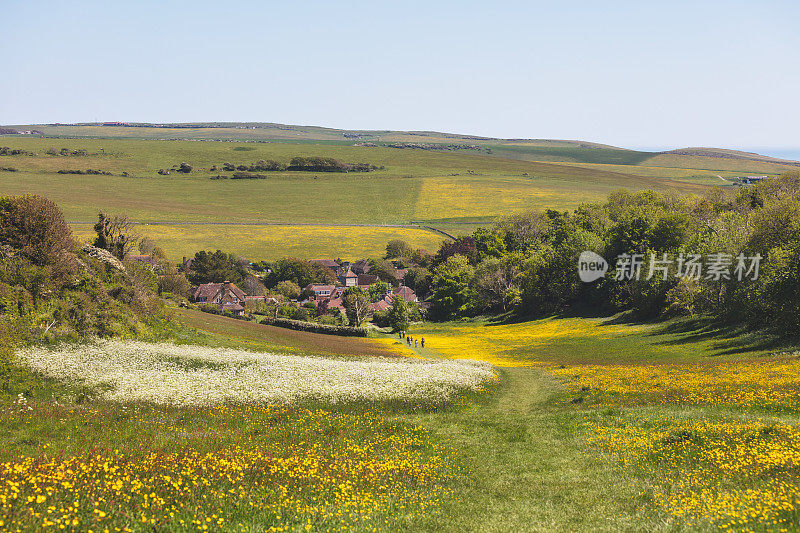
[2,123,795,260]
[0,136,720,260]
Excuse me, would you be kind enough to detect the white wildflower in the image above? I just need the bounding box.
[16,340,496,407]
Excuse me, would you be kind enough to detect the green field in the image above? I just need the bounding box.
[1,131,796,259]
[6,309,800,531]
[70,223,448,261]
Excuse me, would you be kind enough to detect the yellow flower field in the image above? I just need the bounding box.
[587,418,800,531]
[69,223,445,261]
[418,318,642,367]
[554,357,800,411]
[0,403,449,532]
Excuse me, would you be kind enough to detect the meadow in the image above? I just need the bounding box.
[402,316,800,532]
[0,135,725,260]
[70,223,447,261]
[5,304,800,531]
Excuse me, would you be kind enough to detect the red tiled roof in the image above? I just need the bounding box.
[312,259,340,269]
[357,274,378,285]
[129,254,157,266]
[326,297,345,311]
[393,286,417,302]
[351,259,370,274]
[369,299,391,312]
[192,282,247,303]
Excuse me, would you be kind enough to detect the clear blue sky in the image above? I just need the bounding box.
[2,0,798,151]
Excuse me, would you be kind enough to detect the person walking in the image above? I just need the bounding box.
[414,339,418,348]
[421,337,425,348]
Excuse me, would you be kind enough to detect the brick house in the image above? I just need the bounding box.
[351,259,370,275]
[192,281,247,315]
[338,269,358,287]
[311,259,342,276]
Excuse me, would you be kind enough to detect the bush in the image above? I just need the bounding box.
[261,317,368,336]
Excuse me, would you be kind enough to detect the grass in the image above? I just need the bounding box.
[5,311,800,531]
[70,223,447,261]
[0,138,709,228]
[402,316,800,531]
[171,308,415,358]
[0,136,720,259]
[409,315,787,367]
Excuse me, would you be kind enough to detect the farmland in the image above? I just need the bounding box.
[2,131,791,259]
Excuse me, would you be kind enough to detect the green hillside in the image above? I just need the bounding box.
[0,129,785,260]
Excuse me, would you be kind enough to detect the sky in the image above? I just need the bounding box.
[1,0,799,152]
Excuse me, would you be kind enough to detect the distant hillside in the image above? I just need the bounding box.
[2,121,798,173]
[664,147,800,167]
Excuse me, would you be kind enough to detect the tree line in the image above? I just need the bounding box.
[421,171,800,334]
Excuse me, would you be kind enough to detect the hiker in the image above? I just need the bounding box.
[421,337,425,348]
[414,339,418,348]
[398,331,402,339]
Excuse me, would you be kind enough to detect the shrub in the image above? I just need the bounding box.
[261,317,368,337]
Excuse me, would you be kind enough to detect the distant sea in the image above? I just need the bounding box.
[747,149,800,162]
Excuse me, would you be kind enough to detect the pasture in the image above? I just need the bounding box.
[70,223,447,261]
[5,305,800,530]
[0,136,726,259]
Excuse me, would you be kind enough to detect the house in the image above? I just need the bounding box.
[304,284,344,300]
[322,297,346,314]
[395,269,408,286]
[192,281,247,315]
[357,273,378,285]
[741,176,768,184]
[339,269,358,287]
[311,259,342,275]
[393,286,418,302]
[181,256,194,271]
[369,298,391,313]
[351,259,370,275]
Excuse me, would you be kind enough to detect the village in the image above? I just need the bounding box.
[127,243,429,332]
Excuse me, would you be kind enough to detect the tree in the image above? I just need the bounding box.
[473,228,506,261]
[404,267,433,298]
[368,281,390,302]
[342,287,369,326]
[385,239,414,259]
[158,266,191,298]
[188,250,246,285]
[0,195,75,267]
[138,237,156,255]
[475,255,522,312]
[386,296,410,332]
[93,212,138,260]
[368,259,399,286]
[240,273,266,296]
[0,195,76,287]
[266,258,336,288]
[430,254,477,319]
[274,280,301,300]
[433,236,477,266]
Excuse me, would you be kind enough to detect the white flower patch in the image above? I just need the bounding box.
[17,340,496,406]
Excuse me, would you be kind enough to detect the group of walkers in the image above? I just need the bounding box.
[398,330,424,349]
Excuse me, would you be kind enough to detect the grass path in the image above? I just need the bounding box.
[404,368,657,532]
[375,330,646,531]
